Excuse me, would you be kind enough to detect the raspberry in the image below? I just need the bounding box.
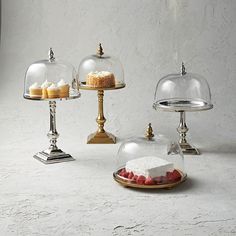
[128,172,134,179]
[162,176,168,184]
[119,169,129,178]
[131,175,138,183]
[145,177,155,185]
[172,170,182,181]
[166,172,175,182]
[166,171,174,182]
[153,176,162,184]
[123,171,129,178]
[136,175,146,185]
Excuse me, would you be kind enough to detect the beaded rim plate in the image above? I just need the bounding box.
[113,169,187,189]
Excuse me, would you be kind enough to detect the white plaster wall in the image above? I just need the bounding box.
[1,1,236,235]
[1,0,236,147]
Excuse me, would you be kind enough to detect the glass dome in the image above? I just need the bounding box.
[24,48,80,100]
[78,43,125,89]
[153,63,213,112]
[113,124,186,189]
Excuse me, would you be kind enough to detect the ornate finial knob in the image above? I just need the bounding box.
[96,43,104,57]
[48,47,55,62]
[181,62,186,75]
[145,123,154,140]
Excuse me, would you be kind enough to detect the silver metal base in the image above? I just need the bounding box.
[34,149,75,164]
[179,142,200,155]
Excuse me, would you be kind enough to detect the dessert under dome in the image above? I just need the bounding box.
[113,124,186,189]
[78,43,125,89]
[24,48,80,100]
[153,63,213,112]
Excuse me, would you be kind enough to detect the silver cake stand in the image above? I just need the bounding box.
[153,99,213,155]
[24,95,80,164]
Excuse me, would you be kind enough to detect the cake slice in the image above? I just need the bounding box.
[125,156,174,178]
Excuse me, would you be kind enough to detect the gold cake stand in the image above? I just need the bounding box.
[79,82,125,144]
[113,169,187,189]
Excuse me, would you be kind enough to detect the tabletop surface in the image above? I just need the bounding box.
[0,139,235,236]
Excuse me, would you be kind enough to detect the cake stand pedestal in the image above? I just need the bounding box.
[177,111,199,155]
[24,95,80,164]
[153,100,213,155]
[79,83,125,144]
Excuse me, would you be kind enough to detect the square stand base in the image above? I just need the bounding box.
[87,131,116,144]
[34,149,75,164]
[179,143,200,155]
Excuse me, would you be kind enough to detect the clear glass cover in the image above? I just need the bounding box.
[78,45,125,89]
[114,133,186,187]
[24,49,80,100]
[153,65,213,111]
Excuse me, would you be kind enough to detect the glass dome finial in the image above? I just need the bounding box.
[145,123,154,140]
[96,43,104,57]
[48,47,55,62]
[181,62,186,75]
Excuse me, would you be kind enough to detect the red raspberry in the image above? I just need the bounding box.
[123,171,129,178]
[166,171,174,182]
[128,172,134,179]
[172,170,182,181]
[162,176,168,184]
[153,176,162,184]
[131,175,138,183]
[145,177,155,185]
[119,168,125,176]
[136,175,146,185]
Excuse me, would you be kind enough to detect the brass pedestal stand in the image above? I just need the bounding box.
[79,83,125,144]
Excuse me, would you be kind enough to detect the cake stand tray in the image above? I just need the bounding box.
[23,94,80,101]
[79,83,125,144]
[79,82,125,90]
[153,99,213,112]
[113,169,187,189]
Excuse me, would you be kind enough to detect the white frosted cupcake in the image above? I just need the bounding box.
[29,82,42,98]
[57,79,69,98]
[47,83,60,99]
[41,80,52,99]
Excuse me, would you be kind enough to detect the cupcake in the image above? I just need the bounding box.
[29,82,42,98]
[41,80,52,99]
[57,79,70,98]
[47,83,60,99]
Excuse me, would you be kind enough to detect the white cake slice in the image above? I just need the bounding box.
[125,156,174,178]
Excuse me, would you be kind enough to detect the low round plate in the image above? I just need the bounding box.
[153,99,213,112]
[79,82,126,91]
[23,93,81,101]
[113,169,187,189]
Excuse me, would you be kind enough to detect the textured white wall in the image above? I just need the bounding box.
[0,0,236,149]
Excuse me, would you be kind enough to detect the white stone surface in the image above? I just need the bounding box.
[0,0,236,235]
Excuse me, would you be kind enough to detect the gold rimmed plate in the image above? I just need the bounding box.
[79,82,125,90]
[113,169,187,189]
